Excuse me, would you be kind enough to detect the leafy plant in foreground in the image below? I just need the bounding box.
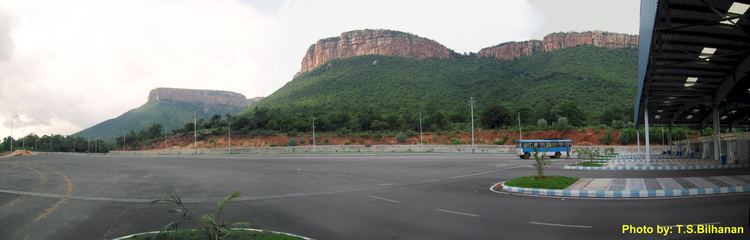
[151,191,247,240]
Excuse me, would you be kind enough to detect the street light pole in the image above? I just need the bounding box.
[518,112,523,141]
[193,111,198,155]
[419,113,423,145]
[228,121,231,155]
[312,117,316,152]
[469,97,476,153]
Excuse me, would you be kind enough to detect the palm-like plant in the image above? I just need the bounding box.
[151,191,246,240]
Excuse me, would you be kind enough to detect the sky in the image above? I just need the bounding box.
[0,0,639,137]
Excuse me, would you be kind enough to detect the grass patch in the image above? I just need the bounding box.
[125,229,303,240]
[572,161,604,167]
[504,176,578,190]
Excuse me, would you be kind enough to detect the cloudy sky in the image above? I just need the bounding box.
[0,0,639,137]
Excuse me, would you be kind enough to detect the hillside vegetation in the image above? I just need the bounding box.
[246,46,637,133]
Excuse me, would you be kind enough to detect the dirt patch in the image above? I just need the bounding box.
[3,150,35,157]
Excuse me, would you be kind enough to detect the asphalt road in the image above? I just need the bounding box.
[0,153,748,240]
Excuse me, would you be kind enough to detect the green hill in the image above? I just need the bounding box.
[74,100,244,142]
[246,46,636,132]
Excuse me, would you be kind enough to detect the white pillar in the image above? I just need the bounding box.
[667,125,673,156]
[713,105,721,162]
[637,130,641,154]
[644,101,651,162]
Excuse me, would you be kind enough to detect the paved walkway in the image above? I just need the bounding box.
[566,175,750,191]
[499,175,750,198]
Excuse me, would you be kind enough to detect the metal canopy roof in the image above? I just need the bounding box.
[634,0,750,128]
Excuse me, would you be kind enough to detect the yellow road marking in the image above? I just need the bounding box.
[32,165,73,222]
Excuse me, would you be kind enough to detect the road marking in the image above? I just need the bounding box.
[435,208,479,217]
[368,195,400,203]
[502,165,525,170]
[33,165,73,222]
[529,221,593,229]
[377,183,396,186]
[448,170,497,179]
[666,222,721,228]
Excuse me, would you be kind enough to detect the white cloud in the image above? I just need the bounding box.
[0,0,635,138]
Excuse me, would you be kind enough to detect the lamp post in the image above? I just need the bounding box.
[10,115,18,152]
[418,113,423,145]
[311,117,316,152]
[469,97,476,153]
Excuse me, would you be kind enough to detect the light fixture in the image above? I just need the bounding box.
[722,2,750,24]
[657,109,664,113]
[721,115,728,120]
[692,109,700,113]
[685,77,698,87]
[655,115,661,119]
[698,47,716,60]
[664,101,672,104]
[687,115,694,119]
[668,97,676,100]
[730,110,737,114]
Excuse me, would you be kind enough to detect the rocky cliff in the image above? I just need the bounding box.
[148,88,249,108]
[300,29,453,73]
[477,31,638,60]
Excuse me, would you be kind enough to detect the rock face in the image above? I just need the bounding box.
[476,40,543,60]
[148,88,249,108]
[300,29,453,73]
[478,31,638,60]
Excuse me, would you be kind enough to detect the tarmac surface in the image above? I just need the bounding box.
[0,153,749,240]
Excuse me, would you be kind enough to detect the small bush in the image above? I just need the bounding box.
[619,128,636,145]
[395,132,408,143]
[287,139,297,146]
[599,129,613,145]
[536,119,548,129]
[450,138,461,145]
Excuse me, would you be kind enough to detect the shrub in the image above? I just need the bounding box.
[619,128,636,145]
[287,139,297,146]
[395,132,408,143]
[599,129,613,145]
[553,117,569,130]
[536,119,548,129]
[450,138,461,145]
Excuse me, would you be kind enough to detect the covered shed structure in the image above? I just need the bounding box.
[635,0,750,163]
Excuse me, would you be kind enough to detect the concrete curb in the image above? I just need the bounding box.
[496,183,750,198]
[607,158,703,163]
[563,164,750,171]
[112,228,312,240]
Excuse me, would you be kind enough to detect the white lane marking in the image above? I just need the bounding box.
[377,183,396,186]
[502,165,525,170]
[448,170,497,179]
[368,195,400,203]
[666,222,721,228]
[529,221,593,229]
[435,208,479,217]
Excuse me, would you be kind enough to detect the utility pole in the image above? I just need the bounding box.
[123,130,126,150]
[312,117,316,152]
[10,115,17,152]
[193,111,198,154]
[469,97,476,153]
[228,121,231,155]
[518,112,522,141]
[418,113,423,145]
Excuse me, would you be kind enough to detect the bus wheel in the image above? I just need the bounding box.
[554,152,561,158]
[521,153,530,159]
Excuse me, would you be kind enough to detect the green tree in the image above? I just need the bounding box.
[480,105,509,129]
[536,119,548,129]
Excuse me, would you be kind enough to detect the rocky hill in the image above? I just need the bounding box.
[148,88,249,107]
[300,29,454,73]
[74,88,249,141]
[477,31,638,60]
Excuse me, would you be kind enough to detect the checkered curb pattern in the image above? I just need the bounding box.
[563,164,750,171]
[499,183,750,198]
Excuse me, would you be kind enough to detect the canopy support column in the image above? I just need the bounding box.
[713,105,721,162]
[644,99,651,162]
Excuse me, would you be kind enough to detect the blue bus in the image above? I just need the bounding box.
[515,139,572,159]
